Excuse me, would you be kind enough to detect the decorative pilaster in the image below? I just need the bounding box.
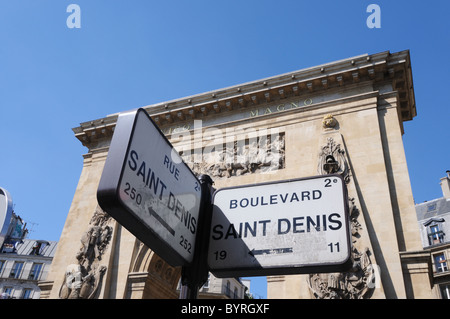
[307,116,385,299]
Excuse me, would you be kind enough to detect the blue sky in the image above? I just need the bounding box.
[0,1,449,299]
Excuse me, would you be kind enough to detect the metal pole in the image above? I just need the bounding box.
[179,174,214,299]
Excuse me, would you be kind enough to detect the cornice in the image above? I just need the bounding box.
[73,50,416,148]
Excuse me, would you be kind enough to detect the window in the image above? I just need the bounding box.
[233,287,239,299]
[0,260,5,275]
[9,262,24,279]
[202,274,210,289]
[225,281,231,297]
[440,283,450,299]
[428,224,445,245]
[29,241,48,256]
[434,253,448,273]
[21,288,33,299]
[2,287,13,299]
[28,263,43,280]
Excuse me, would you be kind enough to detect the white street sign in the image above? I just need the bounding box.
[98,108,202,267]
[0,187,13,249]
[208,175,351,277]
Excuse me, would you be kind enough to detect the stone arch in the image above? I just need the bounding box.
[131,242,153,273]
[126,242,182,299]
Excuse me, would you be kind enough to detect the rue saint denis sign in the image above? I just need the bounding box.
[97,108,202,267]
[208,175,351,277]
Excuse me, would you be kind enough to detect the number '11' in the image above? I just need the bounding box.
[328,242,340,253]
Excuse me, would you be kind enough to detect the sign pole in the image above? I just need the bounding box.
[179,174,214,299]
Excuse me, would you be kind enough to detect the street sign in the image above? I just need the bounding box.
[208,175,352,277]
[97,108,202,267]
[0,187,13,249]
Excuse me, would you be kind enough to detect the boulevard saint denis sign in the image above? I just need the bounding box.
[208,175,352,277]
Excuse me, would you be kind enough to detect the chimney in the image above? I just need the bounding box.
[440,170,450,199]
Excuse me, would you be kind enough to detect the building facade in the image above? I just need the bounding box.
[415,172,450,299]
[181,274,248,299]
[41,49,432,299]
[0,211,57,299]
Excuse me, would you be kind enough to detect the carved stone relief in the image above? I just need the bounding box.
[322,114,338,129]
[59,205,113,299]
[307,136,376,299]
[187,133,285,179]
[317,137,349,183]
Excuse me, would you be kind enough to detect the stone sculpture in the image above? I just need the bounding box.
[188,134,285,178]
[307,136,376,299]
[59,206,112,299]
